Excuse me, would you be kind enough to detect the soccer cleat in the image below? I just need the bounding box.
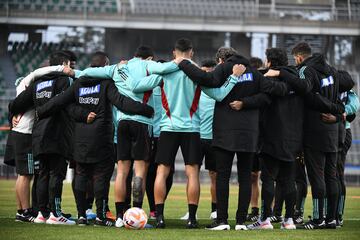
[246,211,260,222]
[205,220,230,230]
[77,217,89,226]
[144,223,154,229]
[186,219,199,229]
[299,219,326,230]
[21,210,35,222]
[294,213,304,225]
[94,217,114,227]
[46,212,76,225]
[270,215,283,223]
[326,220,337,229]
[34,212,47,224]
[86,209,97,220]
[281,218,296,230]
[235,224,248,231]
[156,215,166,229]
[15,213,24,222]
[180,212,189,220]
[247,218,274,230]
[106,211,116,221]
[149,211,156,220]
[61,212,72,219]
[210,211,217,220]
[336,219,343,228]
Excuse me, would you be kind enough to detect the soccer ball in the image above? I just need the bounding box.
[123,207,148,229]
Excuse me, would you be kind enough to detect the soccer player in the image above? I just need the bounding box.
[77,46,178,228]
[34,70,154,226]
[10,64,67,222]
[9,52,76,225]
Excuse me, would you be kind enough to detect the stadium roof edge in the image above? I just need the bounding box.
[1,17,359,36]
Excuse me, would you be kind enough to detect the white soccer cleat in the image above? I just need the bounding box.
[247,218,274,230]
[180,212,189,220]
[45,212,76,225]
[281,218,296,230]
[115,217,124,228]
[235,224,248,231]
[210,211,217,220]
[34,211,46,224]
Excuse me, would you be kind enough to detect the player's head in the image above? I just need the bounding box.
[249,57,263,69]
[62,50,77,68]
[215,47,238,64]
[201,59,217,72]
[291,42,312,66]
[90,51,110,67]
[173,38,193,58]
[265,48,288,68]
[49,51,71,66]
[134,45,154,60]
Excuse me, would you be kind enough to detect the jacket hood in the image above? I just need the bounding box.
[303,53,332,76]
[226,54,250,66]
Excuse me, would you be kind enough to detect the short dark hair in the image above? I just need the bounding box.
[90,51,109,67]
[249,57,263,69]
[134,45,154,59]
[215,47,238,63]
[61,50,77,62]
[265,48,288,67]
[49,51,71,66]
[201,59,217,68]
[174,38,193,52]
[291,42,312,57]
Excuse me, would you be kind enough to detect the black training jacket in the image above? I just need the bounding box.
[9,72,73,158]
[179,55,290,152]
[36,76,154,164]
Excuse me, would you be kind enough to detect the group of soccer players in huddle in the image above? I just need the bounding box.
[5,37,359,231]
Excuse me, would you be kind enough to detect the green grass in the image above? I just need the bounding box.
[0,180,360,239]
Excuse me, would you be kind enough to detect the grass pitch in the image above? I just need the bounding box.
[0,180,360,239]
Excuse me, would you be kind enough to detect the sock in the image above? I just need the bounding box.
[115,202,125,219]
[252,207,259,215]
[17,209,24,214]
[133,201,143,209]
[156,204,164,217]
[188,204,198,221]
[211,202,216,212]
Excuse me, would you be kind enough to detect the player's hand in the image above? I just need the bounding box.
[232,64,246,77]
[342,112,347,122]
[321,113,337,123]
[12,115,20,127]
[87,112,97,124]
[264,69,280,77]
[229,101,243,111]
[63,65,75,77]
[174,57,185,65]
[119,60,128,65]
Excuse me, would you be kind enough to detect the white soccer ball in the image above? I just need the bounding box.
[123,207,148,230]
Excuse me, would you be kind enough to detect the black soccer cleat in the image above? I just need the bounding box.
[77,216,89,226]
[186,219,199,229]
[298,219,326,230]
[156,215,166,229]
[205,220,230,230]
[246,211,260,222]
[293,212,304,225]
[269,215,283,223]
[325,220,337,229]
[94,217,114,227]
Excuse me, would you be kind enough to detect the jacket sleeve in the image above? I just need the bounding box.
[338,70,355,93]
[78,65,116,79]
[107,81,154,118]
[118,66,162,93]
[146,61,179,75]
[201,75,238,101]
[345,91,360,116]
[37,84,76,119]
[279,67,313,95]
[241,93,272,109]
[178,60,226,87]
[305,92,345,114]
[9,83,34,115]
[258,73,289,97]
[66,103,89,123]
[22,65,64,87]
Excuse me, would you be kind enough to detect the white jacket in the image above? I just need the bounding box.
[12,65,64,134]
